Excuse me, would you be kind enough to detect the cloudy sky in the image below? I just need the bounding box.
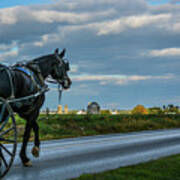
[0,0,180,110]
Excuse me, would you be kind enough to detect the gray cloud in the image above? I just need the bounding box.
[1,0,180,109]
[170,0,180,4]
[71,73,174,85]
[148,48,180,57]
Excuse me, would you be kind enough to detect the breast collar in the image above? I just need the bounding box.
[15,66,33,77]
[14,66,44,91]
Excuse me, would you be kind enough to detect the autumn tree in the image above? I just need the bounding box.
[131,105,148,115]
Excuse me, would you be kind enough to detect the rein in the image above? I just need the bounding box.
[46,77,63,104]
[0,64,63,105]
[23,55,65,105]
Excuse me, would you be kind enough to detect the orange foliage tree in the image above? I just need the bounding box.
[131,105,148,115]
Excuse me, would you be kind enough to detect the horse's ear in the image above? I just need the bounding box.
[55,48,59,54]
[59,48,66,58]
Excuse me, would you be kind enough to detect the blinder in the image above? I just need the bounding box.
[51,60,69,80]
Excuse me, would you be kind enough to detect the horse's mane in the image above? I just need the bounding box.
[29,54,54,64]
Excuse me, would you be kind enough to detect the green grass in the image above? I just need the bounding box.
[5,114,180,141]
[71,154,180,180]
[36,114,180,141]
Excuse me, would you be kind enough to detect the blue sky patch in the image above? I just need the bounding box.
[148,0,170,5]
[0,0,52,8]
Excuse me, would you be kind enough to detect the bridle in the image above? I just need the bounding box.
[46,53,70,104]
[46,54,69,84]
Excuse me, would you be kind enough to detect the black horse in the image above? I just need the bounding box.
[0,48,71,166]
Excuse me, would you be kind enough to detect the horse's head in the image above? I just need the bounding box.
[50,48,71,89]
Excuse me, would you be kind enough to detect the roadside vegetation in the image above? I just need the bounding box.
[10,114,180,142]
[71,154,180,180]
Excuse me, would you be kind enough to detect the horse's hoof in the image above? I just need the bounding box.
[32,146,39,158]
[23,161,32,167]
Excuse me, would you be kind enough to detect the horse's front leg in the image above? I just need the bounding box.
[31,121,40,158]
[19,121,32,167]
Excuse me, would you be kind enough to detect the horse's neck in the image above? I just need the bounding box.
[37,60,53,79]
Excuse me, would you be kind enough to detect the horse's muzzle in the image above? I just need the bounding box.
[62,78,72,89]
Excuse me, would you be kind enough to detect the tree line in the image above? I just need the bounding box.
[132,104,179,115]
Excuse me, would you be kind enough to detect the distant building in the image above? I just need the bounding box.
[57,105,62,114]
[77,109,86,115]
[87,102,100,114]
[64,104,68,114]
[111,110,118,115]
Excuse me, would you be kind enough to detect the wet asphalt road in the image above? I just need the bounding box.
[4,129,180,180]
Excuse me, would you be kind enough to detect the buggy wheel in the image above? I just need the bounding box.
[0,97,17,178]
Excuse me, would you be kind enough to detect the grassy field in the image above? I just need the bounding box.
[9,114,180,141]
[71,154,180,180]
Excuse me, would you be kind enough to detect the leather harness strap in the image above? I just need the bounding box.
[26,63,45,88]
[5,67,15,99]
[0,65,46,100]
[14,66,42,91]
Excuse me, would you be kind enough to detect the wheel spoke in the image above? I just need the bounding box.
[0,144,13,157]
[0,127,14,137]
[0,104,6,123]
[0,115,10,131]
[0,151,8,168]
[0,99,17,178]
[0,138,15,143]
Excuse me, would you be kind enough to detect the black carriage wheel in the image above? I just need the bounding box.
[0,97,17,178]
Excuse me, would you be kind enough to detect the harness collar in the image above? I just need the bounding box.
[14,65,45,93]
[15,66,33,77]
